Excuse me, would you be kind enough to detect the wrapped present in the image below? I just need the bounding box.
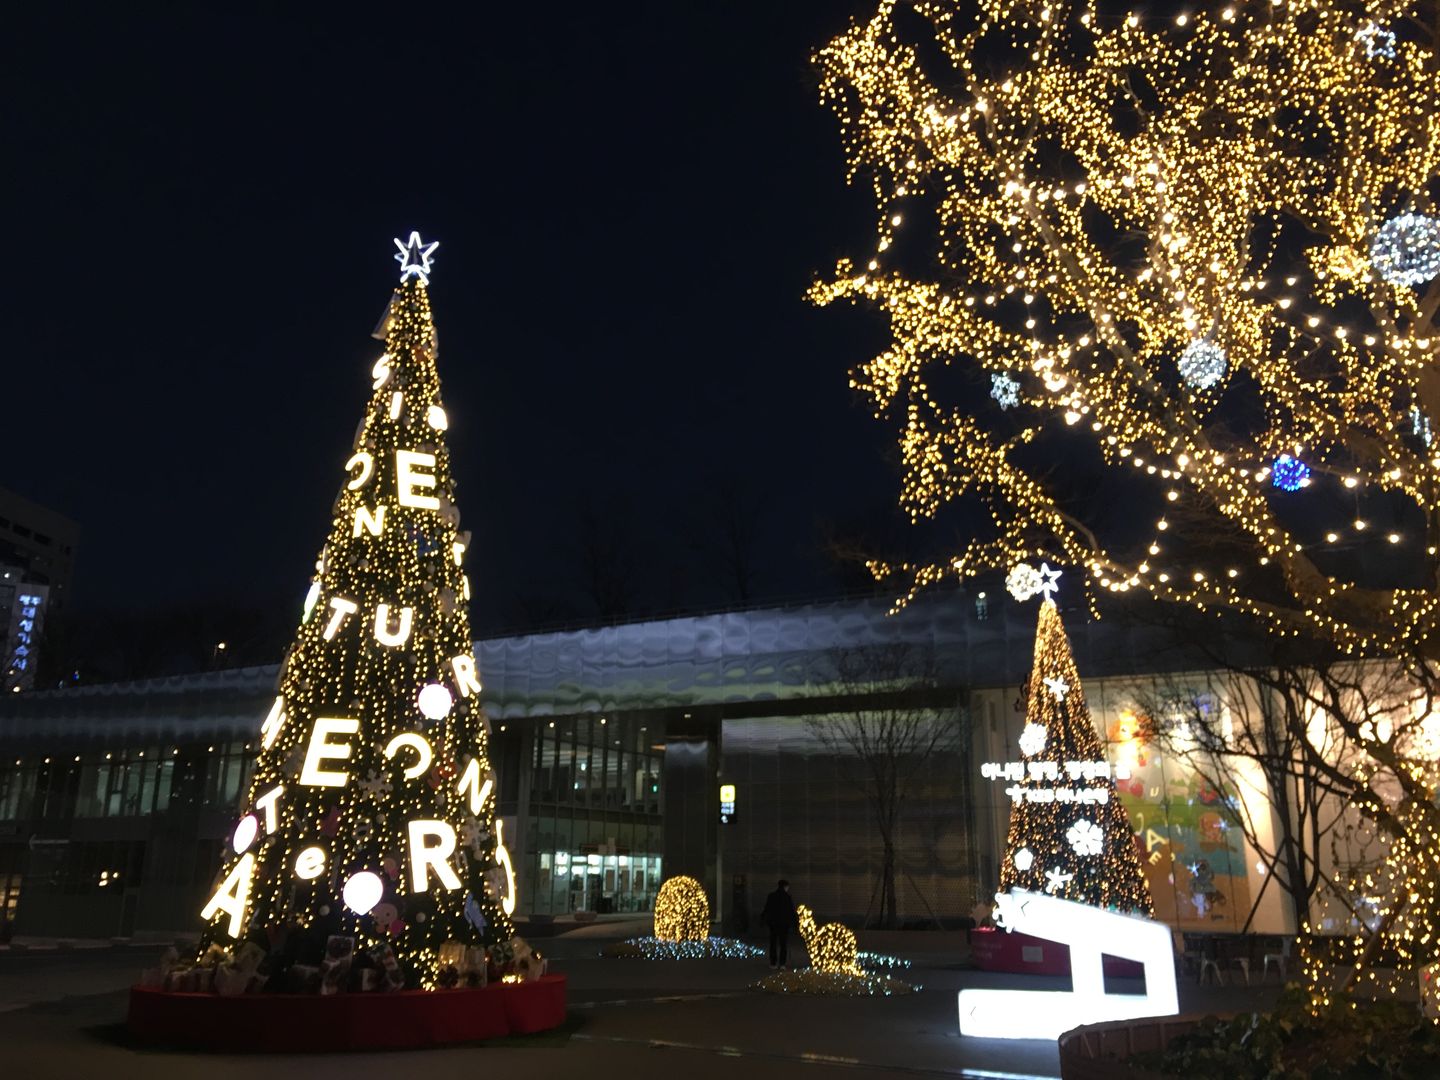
[214,965,251,997]
[320,935,355,996]
[287,964,321,994]
[368,943,403,991]
[463,946,488,987]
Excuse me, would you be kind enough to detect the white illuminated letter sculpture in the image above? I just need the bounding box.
[260,696,286,750]
[451,653,482,697]
[344,451,375,490]
[395,449,439,510]
[323,597,358,640]
[255,784,284,833]
[299,717,360,788]
[957,889,1178,1040]
[201,852,255,939]
[456,756,493,815]
[407,819,462,893]
[383,732,433,780]
[373,604,413,647]
[494,818,517,916]
[353,504,386,538]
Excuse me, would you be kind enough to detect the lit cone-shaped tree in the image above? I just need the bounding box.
[996,576,1152,915]
[197,234,517,989]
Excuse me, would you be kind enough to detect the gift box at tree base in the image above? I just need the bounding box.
[126,234,566,1049]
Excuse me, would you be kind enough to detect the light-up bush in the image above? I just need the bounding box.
[653,875,709,942]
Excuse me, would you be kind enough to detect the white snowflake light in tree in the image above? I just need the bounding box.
[1043,675,1070,701]
[1357,22,1397,59]
[1176,339,1227,390]
[1044,867,1075,894]
[991,372,1020,410]
[1066,818,1105,857]
[1018,722,1047,757]
[1006,562,1042,601]
[1370,213,1440,288]
[1013,847,1035,872]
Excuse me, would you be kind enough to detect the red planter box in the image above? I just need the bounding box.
[971,927,1143,979]
[126,974,567,1052]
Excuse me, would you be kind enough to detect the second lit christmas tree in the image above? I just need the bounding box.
[988,564,1152,915]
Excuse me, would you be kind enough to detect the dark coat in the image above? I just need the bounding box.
[761,888,796,930]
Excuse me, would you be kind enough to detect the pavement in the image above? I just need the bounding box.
[0,926,1280,1080]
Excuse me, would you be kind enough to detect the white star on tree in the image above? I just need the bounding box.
[394,231,440,283]
[1036,562,1062,601]
[1066,818,1104,857]
[1018,722,1047,756]
[1043,675,1069,701]
[1044,867,1075,894]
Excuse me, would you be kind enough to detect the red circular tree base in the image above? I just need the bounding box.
[126,974,567,1052]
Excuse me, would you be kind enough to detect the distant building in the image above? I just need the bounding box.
[0,486,79,692]
[0,593,1300,943]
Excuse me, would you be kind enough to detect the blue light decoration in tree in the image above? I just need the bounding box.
[1356,22,1397,60]
[1271,454,1311,492]
[1370,213,1440,288]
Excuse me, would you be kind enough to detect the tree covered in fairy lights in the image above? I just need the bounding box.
[812,0,1440,1019]
[197,235,520,990]
[810,0,1440,657]
[990,568,1152,915]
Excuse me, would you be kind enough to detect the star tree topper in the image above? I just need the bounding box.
[394,231,440,284]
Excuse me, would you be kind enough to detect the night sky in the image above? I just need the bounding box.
[7,3,904,638]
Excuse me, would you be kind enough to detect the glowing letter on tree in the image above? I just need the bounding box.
[457,757,494,815]
[384,732,433,780]
[371,354,392,389]
[395,450,439,510]
[323,597,358,640]
[344,452,374,490]
[299,717,360,788]
[201,853,254,939]
[495,818,517,916]
[294,846,326,880]
[353,504,386,538]
[260,696,286,750]
[255,784,283,833]
[407,819,462,893]
[373,604,413,647]
[451,654,482,697]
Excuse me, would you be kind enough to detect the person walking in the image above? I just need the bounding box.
[761,879,796,969]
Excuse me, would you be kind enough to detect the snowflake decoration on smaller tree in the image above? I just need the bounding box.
[1044,867,1075,894]
[1270,454,1311,492]
[1176,339,1227,390]
[1370,213,1440,288]
[1013,847,1035,872]
[1018,722,1047,756]
[1066,818,1105,857]
[1043,675,1070,701]
[991,372,1021,410]
[1356,21,1397,59]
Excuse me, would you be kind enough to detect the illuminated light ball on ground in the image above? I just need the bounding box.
[1370,213,1440,288]
[1176,339,1227,390]
[1270,454,1311,492]
[653,875,710,942]
[416,682,454,721]
[342,871,384,916]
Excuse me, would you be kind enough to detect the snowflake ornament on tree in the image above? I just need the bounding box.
[1018,722,1047,756]
[1066,818,1105,857]
[991,372,1021,410]
[1270,454,1311,491]
[1356,22,1398,59]
[1176,339,1227,390]
[1371,213,1440,288]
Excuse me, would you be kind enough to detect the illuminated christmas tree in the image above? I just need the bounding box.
[992,565,1152,914]
[197,234,519,990]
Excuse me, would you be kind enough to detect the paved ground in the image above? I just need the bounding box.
[0,929,1280,1079]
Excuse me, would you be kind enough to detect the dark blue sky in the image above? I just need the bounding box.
[6,3,905,632]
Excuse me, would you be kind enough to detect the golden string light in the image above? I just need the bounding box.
[653,875,710,942]
[809,0,1440,656]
